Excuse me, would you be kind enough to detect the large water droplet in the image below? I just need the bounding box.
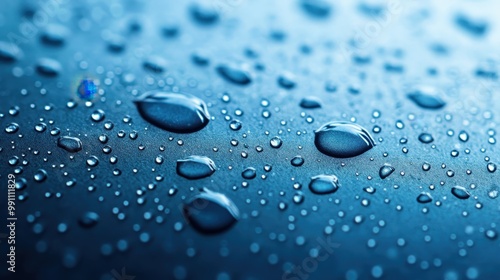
[36,58,62,77]
[189,3,219,25]
[242,167,257,179]
[418,133,434,144]
[300,0,332,18]
[451,186,471,199]
[299,97,322,109]
[79,212,100,228]
[416,192,433,203]
[143,56,167,73]
[5,123,20,134]
[0,41,23,62]
[314,121,376,158]
[216,64,252,85]
[379,164,395,179]
[176,156,216,179]
[57,136,83,153]
[134,91,210,133]
[40,24,68,46]
[34,169,48,182]
[309,175,340,194]
[407,86,446,109]
[183,188,239,234]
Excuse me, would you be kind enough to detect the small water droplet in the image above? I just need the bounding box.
[242,167,257,179]
[407,86,446,109]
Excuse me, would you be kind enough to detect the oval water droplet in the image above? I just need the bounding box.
[216,64,252,85]
[176,156,216,179]
[291,156,305,167]
[0,41,23,62]
[189,3,219,25]
[379,164,395,179]
[57,136,83,153]
[79,212,100,228]
[5,123,20,134]
[40,24,68,46]
[143,56,167,73]
[416,192,433,203]
[418,133,434,144]
[451,186,471,199]
[407,86,446,109]
[183,188,239,234]
[314,121,376,158]
[134,91,210,133]
[36,58,62,77]
[242,167,257,179]
[277,72,296,89]
[299,97,322,109]
[300,0,332,18]
[309,175,340,194]
[34,169,48,182]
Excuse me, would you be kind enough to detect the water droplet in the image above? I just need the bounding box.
[379,164,395,179]
[291,156,305,167]
[176,156,216,179]
[5,122,19,134]
[86,156,99,167]
[299,97,322,109]
[451,186,471,199]
[36,58,62,76]
[270,136,283,148]
[91,109,106,122]
[416,192,433,203]
[487,162,497,173]
[229,120,242,131]
[314,121,376,158]
[143,56,167,73]
[277,72,296,89]
[300,0,332,18]
[216,64,252,85]
[34,169,48,182]
[57,136,83,153]
[455,14,488,36]
[40,24,68,46]
[242,167,257,179]
[78,212,100,228]
[134,91,210,133]
[418,133,434,144]
[458,131,469,142]
[0,41,23,62]
[407,86,446,109]
[309,175,340,194]
[183,188,239,234]
[189,3,219,25]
